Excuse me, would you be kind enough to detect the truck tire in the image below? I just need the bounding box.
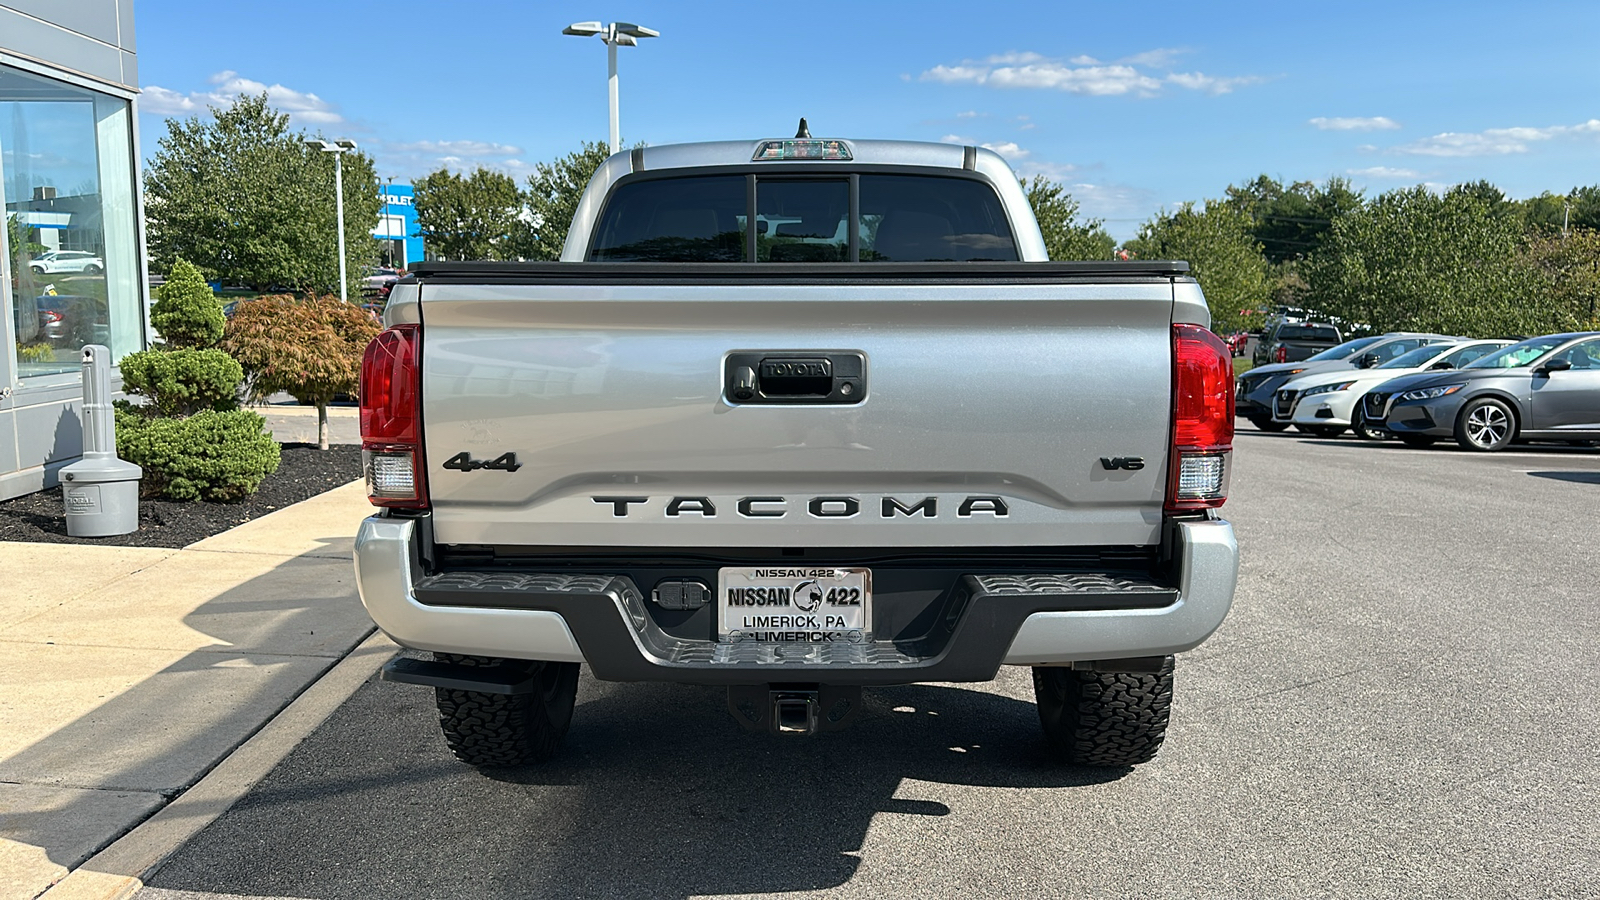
[433,654,579,768]
[1032,657,1174,767]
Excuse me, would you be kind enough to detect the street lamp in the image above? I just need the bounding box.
[383,175,396,269]
[561,21,659,154]
[304,138,359,302]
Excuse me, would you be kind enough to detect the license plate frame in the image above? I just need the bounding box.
[717,566,872,644]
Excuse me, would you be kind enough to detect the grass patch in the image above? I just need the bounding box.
[1233,357,1253,377]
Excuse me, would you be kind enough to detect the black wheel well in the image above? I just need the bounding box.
[1458,391,1522,435]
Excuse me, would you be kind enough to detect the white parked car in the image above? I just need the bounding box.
[1281,339,1513,438]
[30,250,104,275]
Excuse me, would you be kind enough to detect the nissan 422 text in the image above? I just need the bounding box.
[352,132,1240,769]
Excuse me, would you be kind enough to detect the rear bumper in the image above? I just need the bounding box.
[353,517,1237,684]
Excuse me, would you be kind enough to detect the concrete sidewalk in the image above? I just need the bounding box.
[255,404,360,446]
[0,480,378,900]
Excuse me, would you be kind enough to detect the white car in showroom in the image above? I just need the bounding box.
[1282,339,1512,438]
[29,250,104,275]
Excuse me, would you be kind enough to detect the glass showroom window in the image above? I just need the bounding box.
[1,63,141,379]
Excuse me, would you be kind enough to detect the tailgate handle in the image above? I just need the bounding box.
[725,351,866,405]
[759,358,832,395]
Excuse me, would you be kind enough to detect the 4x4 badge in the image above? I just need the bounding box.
[442,452,522,472]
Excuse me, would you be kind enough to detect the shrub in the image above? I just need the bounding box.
[222,293,382,449]
[17,343,53,363]
[115,404,280,501]
[119,348,243,417]
[151,258,225,348]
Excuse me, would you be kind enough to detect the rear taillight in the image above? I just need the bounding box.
[360,323,427,509]
[1167,324,1234,512]
[1274,345,1287,363]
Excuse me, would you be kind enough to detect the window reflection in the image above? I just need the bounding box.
[3,64,137,378]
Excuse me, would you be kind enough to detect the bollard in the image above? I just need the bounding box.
[60,345,142,537]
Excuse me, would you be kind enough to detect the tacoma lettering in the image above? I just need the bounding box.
[589,495,1006,519]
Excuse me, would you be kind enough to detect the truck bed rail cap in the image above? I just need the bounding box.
[406,260,1193,284]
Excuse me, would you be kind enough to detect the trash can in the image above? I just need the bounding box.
[60,345,141,537]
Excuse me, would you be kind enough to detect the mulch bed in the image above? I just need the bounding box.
[0,444,364,548]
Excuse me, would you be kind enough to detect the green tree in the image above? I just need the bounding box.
[1567,185,1600,232]
[1225,175,1364,265]
[412,166,524,261]
[1514,192,1571,235]
[1022,175,1115,260]
[1522,228,1600,328]
[144,93,380,295]
[117,261,280,501]
[221,294,382,449]
[1124,201,1270,333]
[1304,186,1559,336]
[150,259,225,348]
[519,140,611,260]
[7,213,48,344]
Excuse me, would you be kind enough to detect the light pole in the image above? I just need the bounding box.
[561,21,659,154]
[384,175,395,268]
[305,138,358,302]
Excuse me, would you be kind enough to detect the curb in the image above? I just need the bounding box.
[38,630,396,900]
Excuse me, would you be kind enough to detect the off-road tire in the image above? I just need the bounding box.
[1308,424,1348,439]
[1397,434,1437,448]
[1033,657,1174,767]
[1249,416,1290,433]
[433,654,579,768]
[1454,397,1516,452]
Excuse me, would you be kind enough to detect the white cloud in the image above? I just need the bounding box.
[1394,119,1600,156]
[941,135,1029,158]
[1310,116,1401,131]
[140,70,346,127]
[1015,160,1082,181]
[980,141,1029,159]
[922,65,991,84]
[956,110,981,118]
[388,139,524,157]
[1119,48,1187,68]
[140,85,200,116]
[1165,72,1266,95]
[990,64,1162,96]
[986,51,1046,65]
[1347,166,1421,179]
[379,136,529,177]
[920,51,1261,99]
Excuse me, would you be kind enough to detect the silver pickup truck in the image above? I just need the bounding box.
[353,132,1239,769]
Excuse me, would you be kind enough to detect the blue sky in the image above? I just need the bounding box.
[135,0,1600,240]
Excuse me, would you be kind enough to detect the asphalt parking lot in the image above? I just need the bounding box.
[136,430,1599,900]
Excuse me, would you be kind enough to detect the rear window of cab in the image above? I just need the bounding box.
[588,173,1018,262]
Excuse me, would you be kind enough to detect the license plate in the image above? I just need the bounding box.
[718,567,871,643]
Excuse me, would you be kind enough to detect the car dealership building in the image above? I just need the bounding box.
[0,1,147,500]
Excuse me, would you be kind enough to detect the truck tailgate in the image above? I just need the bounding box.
[416,274,1177,549]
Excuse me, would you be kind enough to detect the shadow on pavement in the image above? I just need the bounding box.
[0,535,372,880]
[1526,470,1600,484]
[145,674,1124,900]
